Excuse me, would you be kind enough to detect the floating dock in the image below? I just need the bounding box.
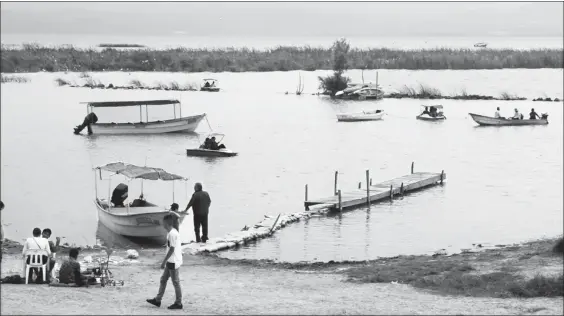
[304,162,446,211]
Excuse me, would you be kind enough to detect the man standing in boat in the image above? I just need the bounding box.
[182,183,211,243]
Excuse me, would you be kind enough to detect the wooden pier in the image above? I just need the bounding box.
[304,162,446,211]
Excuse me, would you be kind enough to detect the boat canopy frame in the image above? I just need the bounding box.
[93,162,188,214]
[81,99,183,123]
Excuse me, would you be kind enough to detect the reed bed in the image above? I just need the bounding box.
[2,43,562,73]
[0,74,30,83]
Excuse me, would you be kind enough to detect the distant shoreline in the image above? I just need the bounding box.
[1,44,562,73]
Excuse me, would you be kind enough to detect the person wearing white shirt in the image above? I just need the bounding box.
[511,108,522,120]
[147,214,183,310]
[494,107,505,119]
[22,227,51,282]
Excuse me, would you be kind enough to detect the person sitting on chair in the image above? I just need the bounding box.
[22,228,51,283]
[58,248,87,287]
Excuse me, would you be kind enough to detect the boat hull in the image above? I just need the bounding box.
[91,114,205,135]
[337,111,384,122]
[186,148,238,157]
[469,113,548,126]
[95,201,185,238]
[200,87,220,92]
[416,114,446,121]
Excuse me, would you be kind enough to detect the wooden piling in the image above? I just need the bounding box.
[440,170,444,184]
[304,184,308,210]
[358,182,361,189]
[411,162,414,174]
[338,190,342,211]
[400,182,404,196]
[370,178,372,185]
[390,184,393,200]
[366,170,371,207]
[334,171,338,195]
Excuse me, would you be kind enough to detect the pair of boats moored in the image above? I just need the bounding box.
[74,99,236,240]
[336,105,446,122]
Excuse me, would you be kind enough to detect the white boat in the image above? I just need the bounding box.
[73,99,206,135]
[334,71,385,100]
[474,42,488,48]
[200,79,220,92]
[469,113,549,126]
[186,133,238,157]
[336,110,385,122]
[93,162,188,239]
[416,105,446,121]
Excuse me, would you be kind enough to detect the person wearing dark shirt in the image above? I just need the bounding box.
[182,183,211,243]
[58,248,87,286]
[529,108,540,120]
[42,228,60,279]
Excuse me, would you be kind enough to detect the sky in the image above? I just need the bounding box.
[1,2,562,37]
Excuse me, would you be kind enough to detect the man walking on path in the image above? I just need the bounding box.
[146,214,183,310]
[182,183,211,243]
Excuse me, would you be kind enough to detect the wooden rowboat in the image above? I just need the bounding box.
[336,110,385,122]
[469,113,548,126]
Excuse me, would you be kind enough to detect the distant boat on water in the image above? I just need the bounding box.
[474,42,488,48]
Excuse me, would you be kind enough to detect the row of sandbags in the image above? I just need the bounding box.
[182,204,332,254]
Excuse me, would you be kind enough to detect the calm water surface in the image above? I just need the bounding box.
[1,69,562,262]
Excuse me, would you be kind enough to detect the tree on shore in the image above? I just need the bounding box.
[318,38,351,95]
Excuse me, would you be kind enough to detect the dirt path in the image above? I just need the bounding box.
[1,250,562,315]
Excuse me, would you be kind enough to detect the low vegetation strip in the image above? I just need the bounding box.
[1,43,562,73]
[344,238,563,298]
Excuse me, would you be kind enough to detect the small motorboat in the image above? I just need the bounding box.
[336,109,385,122]
[416,105,446,121]
[93,162,189,239]
[200,79,220,92]
[334,71,385,100]
[474,42,488,48]
[469,113,549,126]
[186,133,237,157]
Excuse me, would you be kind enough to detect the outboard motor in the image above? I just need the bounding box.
[73,112,98,135]
[541,113,549,120]
[111,183,128,207]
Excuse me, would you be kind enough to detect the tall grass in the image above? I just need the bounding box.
[2,43,562,73]
[1,74,30,83]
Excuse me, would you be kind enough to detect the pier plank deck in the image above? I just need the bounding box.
[305,171,446,210]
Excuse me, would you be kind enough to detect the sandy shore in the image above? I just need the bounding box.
[1,239,563,315]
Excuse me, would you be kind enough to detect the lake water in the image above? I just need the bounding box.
[2,34,563,50]
[1,69,563,262]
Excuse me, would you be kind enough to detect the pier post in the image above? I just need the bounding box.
[305,184,308,202]
[334,171,338,196]
[390,184,393,200]
[370,178,372,186]
[366,170,371,207]
[358,182,361,189]
[411,162,414,174]
[400,182,404,196]
[338,190,342,212]
[440,170,444,184]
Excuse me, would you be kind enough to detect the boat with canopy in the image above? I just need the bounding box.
[73,99,205,135]
[200,79,220,92]
[93,162,189,239]
[416,105,446,121]
[186,132,238,157]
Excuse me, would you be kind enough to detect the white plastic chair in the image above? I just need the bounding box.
[24,249,50,284]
